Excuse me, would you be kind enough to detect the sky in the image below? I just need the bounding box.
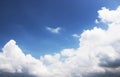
[0,0,120,77]
[0,0,120,58]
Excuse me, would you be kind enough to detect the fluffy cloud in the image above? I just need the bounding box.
[0,6,120,77]
[46,26,61,34]
[98,6,120,24]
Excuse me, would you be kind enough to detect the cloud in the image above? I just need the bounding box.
[98,6,120,24]
[46,27,61,34]
[0,6,120,77]
[95,19,99,24]
[0,72,35,77]
[72,34,80,38]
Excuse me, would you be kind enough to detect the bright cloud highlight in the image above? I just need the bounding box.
[0,6,120,77]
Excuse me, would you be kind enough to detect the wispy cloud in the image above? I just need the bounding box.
[1,6,120,77]
[46,27,61,34]
[72,34,80,38]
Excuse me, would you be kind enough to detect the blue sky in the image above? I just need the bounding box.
[0,0,120,58]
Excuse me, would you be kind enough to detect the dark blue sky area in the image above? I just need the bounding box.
[0,0,119,58]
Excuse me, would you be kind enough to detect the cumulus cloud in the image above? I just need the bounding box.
[46,26,61,34]
[98,6,120,24]
[1,6,120,77]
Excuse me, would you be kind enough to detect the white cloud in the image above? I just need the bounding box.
[72,34,80,38]
[46,27,61,34]
[95,19,99,24]
[1,6,120,77]
[98,6,120,24]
